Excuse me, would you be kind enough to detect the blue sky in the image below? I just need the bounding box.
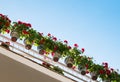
[0,0,120,70]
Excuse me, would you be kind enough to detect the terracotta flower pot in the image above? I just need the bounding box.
[0,42,10,50]
[10,31,19,42]
[53,52,61,62]
[78,65,86,75]
[65,56,74,68]
[90,72,98,80]
[24,39,32,50]
[25,44,32,50]
[37,45,44,55]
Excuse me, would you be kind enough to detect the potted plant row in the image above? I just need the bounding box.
[1,13,120,81]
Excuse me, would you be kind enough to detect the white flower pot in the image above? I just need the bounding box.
[24,39,32,50]
[10,31,19,42]
[90,72,98,80]
[65,56,74,68]
[53,52,61,62]
[37,45,44,55]
[78,65,86,75]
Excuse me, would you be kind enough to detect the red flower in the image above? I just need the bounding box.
[74,43,79,48]
[99,70,104,74]
[81,48,85,53]
[53,37,57,41]
[85,64,89,69]
[64,40,68,44]
[5,29,10,33]
[110,68,114,71]
[72,66,76,70]
[27,23,31,27]
[106,69,111,75]
[0,14,3,16]
[54,46,58,51]
[86,70,89,74]
[48,33,51,36]
[68,46,71,49]
[22,30,29,34]
[51,52,55,56]
[104,62,108,66]
[23,23,28,27]
[102,62,108,69]
[18,21,23,24]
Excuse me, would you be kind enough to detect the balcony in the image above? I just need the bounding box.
[0,34,97,82]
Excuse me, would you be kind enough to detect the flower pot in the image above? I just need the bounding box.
[0,42,10,50]
[53,52,61,62]
[24,39,32,50]
[65,56,74,68]
[78,65,86,75]
[42,62,50,68]
[90,72,98,80]
[37,45,44,55]
[10,31,19,42]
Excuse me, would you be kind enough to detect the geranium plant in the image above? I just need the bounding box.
[0,14,11,33]
[11,21,32,41]
[89,64,104,80]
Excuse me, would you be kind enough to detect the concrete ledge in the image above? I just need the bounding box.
[0,47,75,82]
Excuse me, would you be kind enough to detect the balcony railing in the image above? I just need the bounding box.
[0,34,99,82]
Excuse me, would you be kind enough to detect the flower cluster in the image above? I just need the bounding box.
[10,21,32,41]
[0,14,11,33]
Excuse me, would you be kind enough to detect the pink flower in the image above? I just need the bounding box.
[110,68,114,71]
[53,37,57,41]
[81,48,85,53]
[102,62,108,69]
[74,43,79,48]
[64,40,68,44]
[51,52,55,56]
[0,14,3,16]
[47,33,51,36]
